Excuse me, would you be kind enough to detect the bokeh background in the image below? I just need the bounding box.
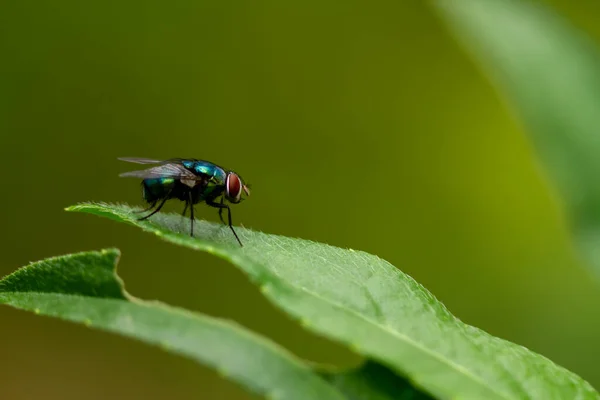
[2,1,600,399]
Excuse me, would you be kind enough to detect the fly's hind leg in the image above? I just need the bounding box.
[133,202,157,214]
[188,191,195,237]
[138,196,169,221]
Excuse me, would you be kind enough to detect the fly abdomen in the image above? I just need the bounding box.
[142,178,176,203]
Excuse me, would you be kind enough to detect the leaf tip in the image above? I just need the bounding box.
[0,248,125,299]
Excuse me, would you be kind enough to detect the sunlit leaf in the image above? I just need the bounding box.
[66,202,599,399]
[0,249,345,400]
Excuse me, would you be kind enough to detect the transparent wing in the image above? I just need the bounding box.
[119,163,201,180]
[118,157,166,165]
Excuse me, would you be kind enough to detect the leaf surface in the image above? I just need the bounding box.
[67,202,600,399]
[0,249,345,400]
[320,361,434,400]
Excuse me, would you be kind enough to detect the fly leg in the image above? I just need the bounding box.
[133,202,157,214]
[138,196,169,221]
[207,198,243,247]
[188,191,195,237]
[138,187,174,222]
[181,200,194,236]
[218,196,226,225]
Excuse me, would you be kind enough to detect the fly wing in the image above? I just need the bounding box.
[119,163,200,180]
[118,157,165,164]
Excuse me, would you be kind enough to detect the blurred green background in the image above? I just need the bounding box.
[2,0,600,399]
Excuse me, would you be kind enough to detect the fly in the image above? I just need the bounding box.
[119,157,250,246]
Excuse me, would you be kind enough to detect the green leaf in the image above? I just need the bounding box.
[0,249,345,400]
[68,202,600,399]
[432,0,600,273]
[320,361,434,400]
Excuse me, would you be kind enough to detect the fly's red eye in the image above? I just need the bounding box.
[226,173,242,202]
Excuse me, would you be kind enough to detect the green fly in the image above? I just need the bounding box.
[119,157,250,246]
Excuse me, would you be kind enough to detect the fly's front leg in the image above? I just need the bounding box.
[218,196,226,225]
[206,198,243,247]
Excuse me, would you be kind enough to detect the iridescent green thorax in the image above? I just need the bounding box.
[182,160,227,185]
